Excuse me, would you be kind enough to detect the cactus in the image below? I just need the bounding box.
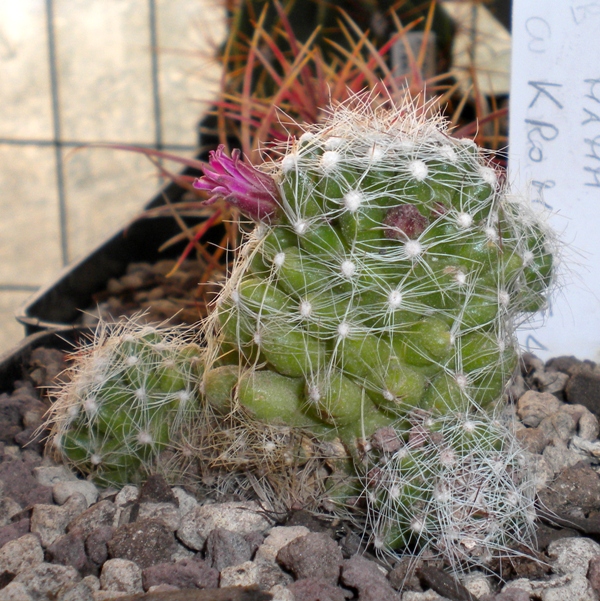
[364,412,537,572]
[199,98,553,435]
[47,319,203,487]
[48,95,554,570]
[194,96,554,567]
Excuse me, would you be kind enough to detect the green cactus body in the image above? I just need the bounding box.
[203,103,553,433]
[48,321,203,487]
[198,99,553,568]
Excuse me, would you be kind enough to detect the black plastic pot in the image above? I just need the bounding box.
[0,328,89,392]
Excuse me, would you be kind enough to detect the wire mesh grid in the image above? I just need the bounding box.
[0,0,225,353]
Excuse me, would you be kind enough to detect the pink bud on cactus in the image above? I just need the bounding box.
[194,145,281,222]
[383,204,429,240]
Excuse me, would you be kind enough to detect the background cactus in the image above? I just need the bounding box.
[47,319,203,487]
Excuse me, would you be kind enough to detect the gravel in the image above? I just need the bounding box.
[4,348,600,600]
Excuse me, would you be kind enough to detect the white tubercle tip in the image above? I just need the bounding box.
[409,160,428,181]
[294,220,308,235]
[343,190,363,212]
[457,213,473,229]
[337,321,351,339]
[388,289,403,309]
[273,252,286,268]
[404,240,423,258]
[341,259,356,278]
[299,300,312,318]
[321,150,340,172]
[282,153,298,173]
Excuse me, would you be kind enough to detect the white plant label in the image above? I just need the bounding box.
[509,0,600,361]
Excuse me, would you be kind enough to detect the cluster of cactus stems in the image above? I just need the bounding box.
[48,96,554,572]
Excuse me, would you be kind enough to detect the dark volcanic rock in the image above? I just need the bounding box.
[46,531,90,573]
[138,474,178,505]
[0,456,53,507]
[277,532,343,585]
[205,528,253,571]
[67,499,117,538]
[565,363,600,415]
[0,518,30,548]
[287,578,348,601]
[85,525,115,566]
[108,519,178,569]
[538,461,600,516]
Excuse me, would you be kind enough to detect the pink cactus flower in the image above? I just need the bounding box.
[194,145,280,222]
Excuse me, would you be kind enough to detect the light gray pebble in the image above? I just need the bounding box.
[13,562,80,601]
[32,466,77,487]
[578,409,600,441]
[171,487,198,517]
[0,533,44,576]
[402,591,450,601]
[460,571,493,598]
[569,436,600,458]
[542,443,585,477]
[0,581,34,601]
[541,575,597,601]
[114,486,139,507]
[269,584,295,601]
[508,574,597,601]
[0,497,23,528]
[137,502,181,531]
[57,576,100,601]
[538,411,576,443]
[547,536,600,576]
[53,481,99,507]
[219,561,260,588]
[99,558,143,594]
[30,493,88,547]
[535,370,570,395]
[177,501,273,551]
[255,526,310,563]
[170,541,196,562]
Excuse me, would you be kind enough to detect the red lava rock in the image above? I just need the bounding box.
[108,519,178,569]
[287,578,348,601]
[341,555,400,601]
[142,557,219,591]
[276,532,343,585]
[0,518,30,549]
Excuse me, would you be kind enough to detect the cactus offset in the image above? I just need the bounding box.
[47,319,203,487]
